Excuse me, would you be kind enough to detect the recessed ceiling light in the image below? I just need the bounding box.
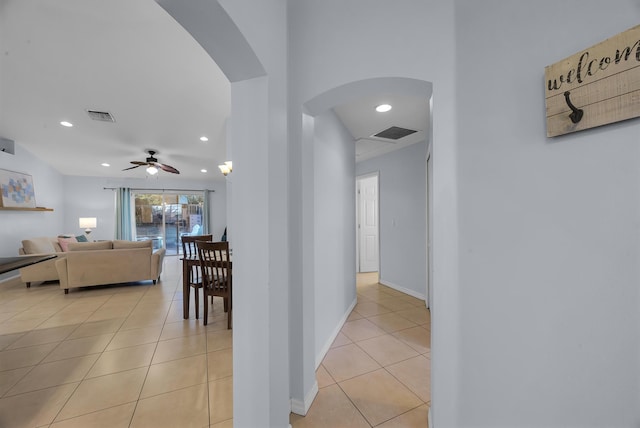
[60,121,73,127]
[200,136,209,142]
[101,163,110,167]
[375,104,392,113]
[201,169,207,173]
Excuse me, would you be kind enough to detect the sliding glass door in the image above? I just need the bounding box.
[133,192,205,256]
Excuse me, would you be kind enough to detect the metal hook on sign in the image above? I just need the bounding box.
[563,91,583,124]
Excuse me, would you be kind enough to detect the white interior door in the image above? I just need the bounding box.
[358,174,379,272]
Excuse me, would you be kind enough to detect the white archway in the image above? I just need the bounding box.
[293,76,434,414]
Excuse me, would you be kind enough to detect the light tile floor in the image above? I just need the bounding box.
[291,272,431,428]
[0,257,232,428]
[0,261,429,428]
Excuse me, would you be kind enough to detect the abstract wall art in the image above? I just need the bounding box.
[0,169,37,208]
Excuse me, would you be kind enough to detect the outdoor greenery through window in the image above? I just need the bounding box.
[134,192,205,256]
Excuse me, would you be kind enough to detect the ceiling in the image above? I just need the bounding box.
[0,0,429,181]
[333,95,429,162]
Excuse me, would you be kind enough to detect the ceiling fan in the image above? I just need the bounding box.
[123,149,180,175]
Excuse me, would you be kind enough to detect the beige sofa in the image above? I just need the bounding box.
[55,240,165,294]
[18,237,69,287]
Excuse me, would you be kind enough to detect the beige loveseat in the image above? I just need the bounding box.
[55,240,165,294]
[18,236,69,287]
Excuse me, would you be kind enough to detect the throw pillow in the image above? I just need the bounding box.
[75,235,88,242]
[58,236,78,252]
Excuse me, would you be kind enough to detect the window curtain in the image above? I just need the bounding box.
[115,187,133,240]
[202,190,210,236]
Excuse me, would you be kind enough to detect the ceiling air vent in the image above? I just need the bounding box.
[373,126,417,140]
[87,110,115,122]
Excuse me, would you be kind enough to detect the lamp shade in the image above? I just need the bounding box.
[79,217,97,229]
[218,160,233,176]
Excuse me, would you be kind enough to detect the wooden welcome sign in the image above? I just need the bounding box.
[545,25,640,137]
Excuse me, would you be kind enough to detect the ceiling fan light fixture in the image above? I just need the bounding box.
[123,149,179,175]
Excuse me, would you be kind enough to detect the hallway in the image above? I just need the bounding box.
[291,272,430,427]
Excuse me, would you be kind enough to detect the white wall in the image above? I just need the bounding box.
[290,2,640,425]
[313,109,356,362]
[357,141,427,299]
[288,2,459,424]
[0,141,226,256]
[0,143,65,257]
[62,175,226,243]
[455,1,640,426]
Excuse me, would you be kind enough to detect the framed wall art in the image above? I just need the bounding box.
[0,169,37,208]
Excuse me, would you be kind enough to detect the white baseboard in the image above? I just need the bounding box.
[315,298,357,369]
[290,381,318,416]
[292,298,356,416]
[379,279,426,301]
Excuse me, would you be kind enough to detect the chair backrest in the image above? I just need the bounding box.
[181,234,213,259]
[197,241,231,296]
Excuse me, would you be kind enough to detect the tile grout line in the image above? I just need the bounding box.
[334,378,375,427]
[48,275,165,426]
[1,289,111,414]
[0,260,183,425]
[49,286,148,425]
[371,402,427,427]
[126,271,180,428]
[305,275,430,427]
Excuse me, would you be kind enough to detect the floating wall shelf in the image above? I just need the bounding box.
[0,207,54,212]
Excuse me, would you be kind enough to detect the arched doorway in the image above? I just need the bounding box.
[296,77,433,421]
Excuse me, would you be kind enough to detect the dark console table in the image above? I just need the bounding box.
[0,255,57,275]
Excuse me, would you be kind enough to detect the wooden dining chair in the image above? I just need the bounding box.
[197,241,232,329]
[181,234,212,319]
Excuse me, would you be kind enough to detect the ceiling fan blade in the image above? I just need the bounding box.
[153,162,180,174]
[122,164,143,171]
[130,161,147,166]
